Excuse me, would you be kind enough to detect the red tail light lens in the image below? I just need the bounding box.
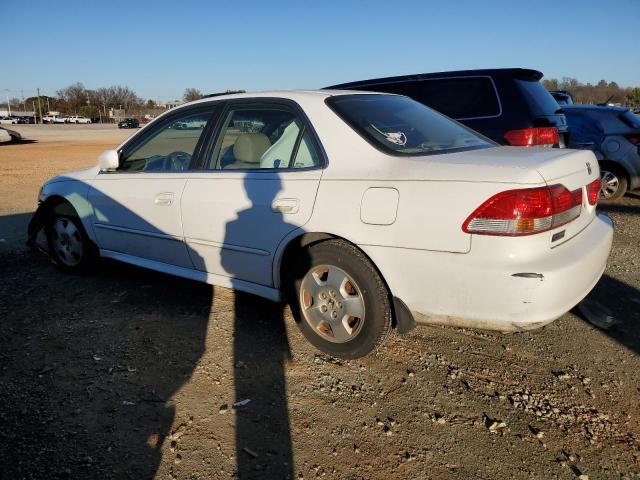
[463,184,583,236]
[503,127,560,147]
[586,178,601,205]
[624,134,640,145]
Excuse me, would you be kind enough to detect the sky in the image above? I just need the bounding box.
[3,0,639,102]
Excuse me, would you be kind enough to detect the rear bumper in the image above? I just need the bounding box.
[361,214,613,332]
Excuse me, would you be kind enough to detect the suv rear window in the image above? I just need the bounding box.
[327,94,494,156]
[515,80,561,116]
[357,77,500,120]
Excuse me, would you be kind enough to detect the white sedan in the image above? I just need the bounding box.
[29,91,613,358]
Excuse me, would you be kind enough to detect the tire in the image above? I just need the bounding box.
[287,239,392,359]
[45,214,95,272]
[600,164,628,200]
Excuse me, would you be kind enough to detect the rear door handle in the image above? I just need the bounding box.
[154,192,174,206]
[272,198,299,214]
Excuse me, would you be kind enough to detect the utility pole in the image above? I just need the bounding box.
[37,88,43,124]
[4,89,11,116]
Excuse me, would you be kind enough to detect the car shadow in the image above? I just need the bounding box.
[0,193,213,479]
[2,172,305,478]
[0,139,38,145]
[598,203,640,215]
[575,274,640,356]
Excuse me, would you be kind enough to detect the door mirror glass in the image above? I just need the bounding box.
[98,149,120,171]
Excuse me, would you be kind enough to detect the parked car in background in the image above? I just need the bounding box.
[0,116,18,125]
[327,68,569,148]
[67,115,92,124]
[43,115,68,124]
[118,118,140,129]
[0,127,22,143]
[563,105,640,199]
[15,116,35,124]
[551,90,574,105]
[29,91,612,359]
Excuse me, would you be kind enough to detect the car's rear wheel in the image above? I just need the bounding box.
[288,239,392,359]
[600,164,627,200]
[46,214,94,271]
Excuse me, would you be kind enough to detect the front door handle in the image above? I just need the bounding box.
[272,198,299,214]
[154,192,174,206]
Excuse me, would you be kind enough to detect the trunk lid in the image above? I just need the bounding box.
[421,146,600,246]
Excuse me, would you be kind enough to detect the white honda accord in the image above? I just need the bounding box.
[30,91,613,358]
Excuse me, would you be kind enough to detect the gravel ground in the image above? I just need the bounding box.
[0,130,639,479]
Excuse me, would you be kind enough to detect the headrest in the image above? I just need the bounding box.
[233,133,271,164]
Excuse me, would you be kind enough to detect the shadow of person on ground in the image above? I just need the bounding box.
[222,176,309,479]
[0,188,213,479]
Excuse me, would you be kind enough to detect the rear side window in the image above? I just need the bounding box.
[620,110,640,129]
[359,77,500,120]
[516,80,561,116]
[327,94,494,156]
[206,106,321,170]
[413,77,500,119]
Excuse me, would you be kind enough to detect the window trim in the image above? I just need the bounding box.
[110,103,221,174]
[197,98,327,173]
[347,75,503,121]
[325,94,496,158]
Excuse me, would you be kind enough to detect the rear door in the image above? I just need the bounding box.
[181,100,324,286]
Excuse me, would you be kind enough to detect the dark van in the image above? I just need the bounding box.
[326,68,569,148]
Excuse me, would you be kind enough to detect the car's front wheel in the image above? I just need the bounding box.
[288,239,392,359]
[46,215,94,271]
[600,164,627,200]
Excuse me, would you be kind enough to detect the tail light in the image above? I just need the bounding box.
[503,127,560,147]
[586,178,601,205]
[462,184,582,236]
[624,134,639,145]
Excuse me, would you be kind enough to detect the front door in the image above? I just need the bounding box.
[181,102,324,286]
[88,108,215,268]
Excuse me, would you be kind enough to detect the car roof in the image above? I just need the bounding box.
[325,68,544,89]
[188,89,383,107]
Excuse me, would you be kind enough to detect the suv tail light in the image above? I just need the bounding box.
[624,134,639,145]
[586,178,601,205]
[503,127,560,147]
[463,184,582,236]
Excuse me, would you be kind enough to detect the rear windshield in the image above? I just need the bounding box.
[326,94,494,156]
[516,80,561,116]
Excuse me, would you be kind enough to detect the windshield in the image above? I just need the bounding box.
[326,94,494,155]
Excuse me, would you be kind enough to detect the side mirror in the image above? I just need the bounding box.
[98,149,120,171]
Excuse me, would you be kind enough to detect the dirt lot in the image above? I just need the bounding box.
[1,125,639,479]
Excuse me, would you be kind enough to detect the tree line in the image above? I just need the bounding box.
[542,77,640,108]
[3,84,209,120]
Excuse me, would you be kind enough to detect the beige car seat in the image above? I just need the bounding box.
[226,133,271,169]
